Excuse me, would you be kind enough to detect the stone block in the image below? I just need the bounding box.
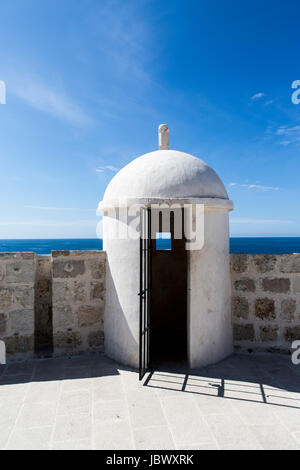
[53,331,82,350]
[253,255,276,273]
[0,253,14,259]
[90,281,105,300]
[88,330,104,349]
[234,278,255,292]
[233,324,254,341]
[52,281,70,303]
[0,287,13,308]
[292,277,300,293]
[0,265,4,281]
[4,334,34,354]
[14,285,34,308]
[261,278,290,293]
[231,254,248,273]
[53,260,85,278]
[255,298,275,321]
[6,261,35,283]
[52,250,100,257]
[53,306,75,330]
[0,252,34,260]
[73,281,86,303]
[52,251,70,257]
[280,298,297,322]
[279,254,300,273]
[86,259,105,279]
[77,306,102,327]
[284,326,300,343]
[0,313,8,334]
[20,253,35,260]
[232,296,249,319]
[259,325,279,342]
[10,309,34,334]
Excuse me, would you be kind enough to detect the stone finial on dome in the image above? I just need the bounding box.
[158,124,169,150]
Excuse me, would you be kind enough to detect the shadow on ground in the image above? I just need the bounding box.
[145,353,300,410]
[0,352,299,410]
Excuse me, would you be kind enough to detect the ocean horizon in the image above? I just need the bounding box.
[1,237,300,255]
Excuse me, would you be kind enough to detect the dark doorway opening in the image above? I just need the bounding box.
[150,209,188,368]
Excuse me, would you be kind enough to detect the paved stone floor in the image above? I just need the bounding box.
[0,352,300,450]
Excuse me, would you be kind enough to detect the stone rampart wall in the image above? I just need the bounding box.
[231,254,300,353]
[0,251,105,359]
[1,251,300,359]
[52,251,105,355]
[0,253,36,357]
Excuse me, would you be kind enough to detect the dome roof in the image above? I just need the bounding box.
[102,149,228,202]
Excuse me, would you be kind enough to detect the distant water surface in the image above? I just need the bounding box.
[230,237,300,254]
[0,237,300,255]
[0,239,102,254]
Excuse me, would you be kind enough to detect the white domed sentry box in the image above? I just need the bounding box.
[98,125,234,378]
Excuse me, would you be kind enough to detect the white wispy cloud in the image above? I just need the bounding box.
[276,125,300,136]
[278,140,291,146]
[96,165,119,173]
[228,182,280,191]
[9,74,94,126]
[275,125,300,146]
[251,92,265,101]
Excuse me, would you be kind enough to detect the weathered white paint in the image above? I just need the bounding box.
[103,216,140,367]
[102,149,228,203]
[100,125,233,369]
[188,208,233,368]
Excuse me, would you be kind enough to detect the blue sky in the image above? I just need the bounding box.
[1,0,300,238]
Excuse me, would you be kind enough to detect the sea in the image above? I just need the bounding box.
[0,238,300,254]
